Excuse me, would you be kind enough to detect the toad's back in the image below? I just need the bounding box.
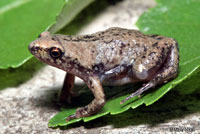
[57,27,160,71]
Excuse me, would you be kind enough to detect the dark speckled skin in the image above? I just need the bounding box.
[29,27,179,121]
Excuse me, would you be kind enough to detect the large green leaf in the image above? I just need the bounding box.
[0,0,64,68]
[0,0,94,69]
[48,0,200,127]
[48,0,94,33]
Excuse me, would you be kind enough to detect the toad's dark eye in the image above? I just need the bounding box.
[49,47,62,58]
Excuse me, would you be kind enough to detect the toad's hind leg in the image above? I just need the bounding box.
[121,41,179,104]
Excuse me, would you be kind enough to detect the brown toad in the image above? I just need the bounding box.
[29,27,179,121]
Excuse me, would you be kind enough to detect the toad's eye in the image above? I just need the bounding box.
[49,47,63,58]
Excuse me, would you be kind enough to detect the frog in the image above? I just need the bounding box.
[28,27,179,121]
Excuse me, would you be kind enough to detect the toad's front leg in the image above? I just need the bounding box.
[60,73,75,103]
[66,76,106,121]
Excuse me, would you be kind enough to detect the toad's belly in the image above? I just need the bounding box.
[99,65,136,86]
[102,76,134,86]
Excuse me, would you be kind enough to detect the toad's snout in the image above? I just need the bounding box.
[28,42,40,55]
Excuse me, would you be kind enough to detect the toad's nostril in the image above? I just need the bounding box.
[34,46,40,50]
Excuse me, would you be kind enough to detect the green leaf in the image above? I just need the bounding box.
[0,0,94,69]
[49,0,200,127]
[48,0,94,33]
[0,0,64,68]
